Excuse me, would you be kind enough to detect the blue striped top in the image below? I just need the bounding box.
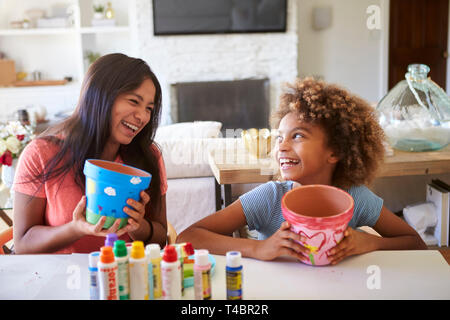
[239,181,383,240]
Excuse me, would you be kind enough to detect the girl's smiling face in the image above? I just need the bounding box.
[108,78,156,146]
[275,112,339,185]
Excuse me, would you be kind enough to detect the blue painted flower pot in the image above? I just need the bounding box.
[83,159,152,229]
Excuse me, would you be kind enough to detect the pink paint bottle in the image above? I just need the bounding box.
[194,249,212,300]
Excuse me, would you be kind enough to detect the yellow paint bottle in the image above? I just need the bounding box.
[129,241,148,300]
[146,244,162,299]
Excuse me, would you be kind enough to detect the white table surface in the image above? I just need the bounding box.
[0,250,449,300]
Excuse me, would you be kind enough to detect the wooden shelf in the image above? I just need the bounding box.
[13,80,68,87]
[80,26,130,34]
[0,82,81,92]
[208,143,450,185]
[378,144,450,177]
[0,26,130,36]
[0,28,76,36]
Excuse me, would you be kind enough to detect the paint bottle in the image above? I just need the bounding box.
[113,240,130,300]
[161,245,181,300]
[146,243,162,299]
[226,251,243,300]
[98,246,119,300]
[125,242,133,256]
[129,241,149,300]
[194,249,212,300]
[88,251,100,300]
[105,233,118,248]
[181,242,195,279]
[144,245,154,300]
[175,244,185,296]
[183,242,195,263]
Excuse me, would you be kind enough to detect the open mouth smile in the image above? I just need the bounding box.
[121,120,139,134]
[279,157,300,170]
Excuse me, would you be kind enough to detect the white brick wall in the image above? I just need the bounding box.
[137,0,299,125]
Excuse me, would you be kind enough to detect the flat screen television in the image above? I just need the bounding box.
[153,0,287,35]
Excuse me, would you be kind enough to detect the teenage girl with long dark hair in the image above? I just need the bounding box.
[13,53,168,253]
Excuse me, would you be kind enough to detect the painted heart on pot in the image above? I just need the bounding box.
[298,230,327,253]
[332,227,346,246]
[317,228,347,263]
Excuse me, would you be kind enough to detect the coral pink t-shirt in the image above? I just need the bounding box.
[13,138,168,254]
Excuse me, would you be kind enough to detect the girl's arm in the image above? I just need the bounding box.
[371,206,428,250]
[177,200,256,256]
[327,206,427,265]
[13,192,131,254]
[13,192,83,254]
[177,199,309,261]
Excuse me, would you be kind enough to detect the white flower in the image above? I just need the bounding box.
[6,121,27,136]
[0,139,6,156]
[0,121,34,163]
[0,125,8,139]
[6,136,21,154]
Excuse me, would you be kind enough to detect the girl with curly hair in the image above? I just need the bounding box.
[178,78,426,264]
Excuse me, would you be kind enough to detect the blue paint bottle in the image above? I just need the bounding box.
[226,251,243,300]
[88,251,100,300]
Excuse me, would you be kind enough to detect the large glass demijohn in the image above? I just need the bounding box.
[377,64,450,152]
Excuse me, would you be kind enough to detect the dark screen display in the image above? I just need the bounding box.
[153,0,287,35]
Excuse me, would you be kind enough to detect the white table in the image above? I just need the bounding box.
[0,251,449,300]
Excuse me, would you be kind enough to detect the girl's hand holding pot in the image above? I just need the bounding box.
[254,221,310,261]
[327,227,377,265]
[71,196,133,237]
[123,190,151,233]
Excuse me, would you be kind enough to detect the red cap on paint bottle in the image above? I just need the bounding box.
[162,245,178,263]
[183,242,194,256]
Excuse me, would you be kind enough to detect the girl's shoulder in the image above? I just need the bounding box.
[258,180,295,198]
[347,184,383,227]
[149,142,165,169]
[22,136,62,160]
[346,184,378,199]
[149,142,162,158]
[245,180,293,199]
[272,180,294,193]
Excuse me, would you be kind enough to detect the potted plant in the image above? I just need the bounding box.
[85,51,101,65]
[93,4,105,20]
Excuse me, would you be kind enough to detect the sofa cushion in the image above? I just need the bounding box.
[157,138,243,179]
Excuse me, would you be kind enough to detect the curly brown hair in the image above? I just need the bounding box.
[271,77,385,189]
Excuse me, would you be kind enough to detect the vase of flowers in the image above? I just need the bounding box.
[0,121,34,207]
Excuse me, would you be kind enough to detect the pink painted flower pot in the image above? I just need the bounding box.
[281,185,354,266]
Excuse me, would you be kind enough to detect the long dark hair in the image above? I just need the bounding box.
[36,53,163,208]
